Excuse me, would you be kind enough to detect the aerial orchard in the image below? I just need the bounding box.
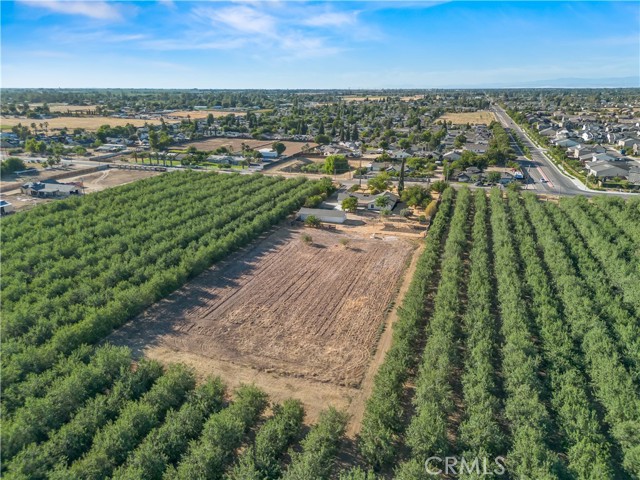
[354,187,640,479]
[2,169,639,478]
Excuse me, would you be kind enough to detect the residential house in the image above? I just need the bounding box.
[20,180,81,198]
[618,138,640,149]
[587,161,630,179]
[554,138,580,149]
[456,172,471,183]
[628,166,640,185]
[206,155,245,166]
[443,151,462,162]
[499,172,515,185]
[337,191,399,211]
[465,166,483,175]
[592,152,625,163]
[464,144,487,154]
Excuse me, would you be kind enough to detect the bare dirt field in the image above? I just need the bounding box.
[182,138,273,152]
[0,163,91,191]
[29,103,98,113]
[165,110,245,119]
[439,111,496,125]
[0,116,163,131]
[2,168,161,212]
[183,138,315,155]
[62,168,160,193]
[107,225,415,421]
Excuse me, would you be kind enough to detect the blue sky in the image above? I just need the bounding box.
[1,1,639,88]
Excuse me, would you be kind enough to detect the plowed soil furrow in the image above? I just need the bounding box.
[108,225,413,388]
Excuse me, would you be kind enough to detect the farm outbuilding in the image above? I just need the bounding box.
[297,208,346,224]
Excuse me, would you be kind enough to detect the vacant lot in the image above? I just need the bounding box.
[61,168,161,193]
[108,225,413,389]
[3,168,162,212]
[0,116,162,131]
[184,138,315,155]
[439,110,496,125]
[0,162,92,191]
[29,103,98,113]
[165,110,245,119]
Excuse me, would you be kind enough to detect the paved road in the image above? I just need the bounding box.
[490,104,637,197]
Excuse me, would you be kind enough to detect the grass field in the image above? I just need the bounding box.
[29,104,98,113]
[439,110,496,124]
[0,116,162,131]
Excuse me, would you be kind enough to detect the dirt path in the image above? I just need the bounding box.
[144,346,358,424]
[345,239,424,438]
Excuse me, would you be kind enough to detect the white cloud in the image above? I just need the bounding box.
[302,11,359,27]
[19,1,123,20]
[206,5,277,35]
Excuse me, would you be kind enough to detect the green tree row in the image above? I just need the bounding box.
[398,187,471,476]
[488,190,559,479]
[227,398,305,480]
[2,345,132,462]
[507,192,615,478]
[558,197,640,315]
[523,193,640,477]
[51,363,197,479]
[281,407,348,480]
[112,377,227,480]
[167,385,268,480]
[545,200,640,379]
[457,190,506,474]
[1,344,93,418]
[4,359,163,480]
[358,188,455,469]
[591,196,640,249]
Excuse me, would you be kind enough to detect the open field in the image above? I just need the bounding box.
[439,110,496,124]
[182,138,273,152]
[59,168,161,194]
[165,109,245,119]
[30,103,98,113]
[107,226,414,409]
[0,163,96,191]
[0,115,162,131]
[183,138,315,155]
